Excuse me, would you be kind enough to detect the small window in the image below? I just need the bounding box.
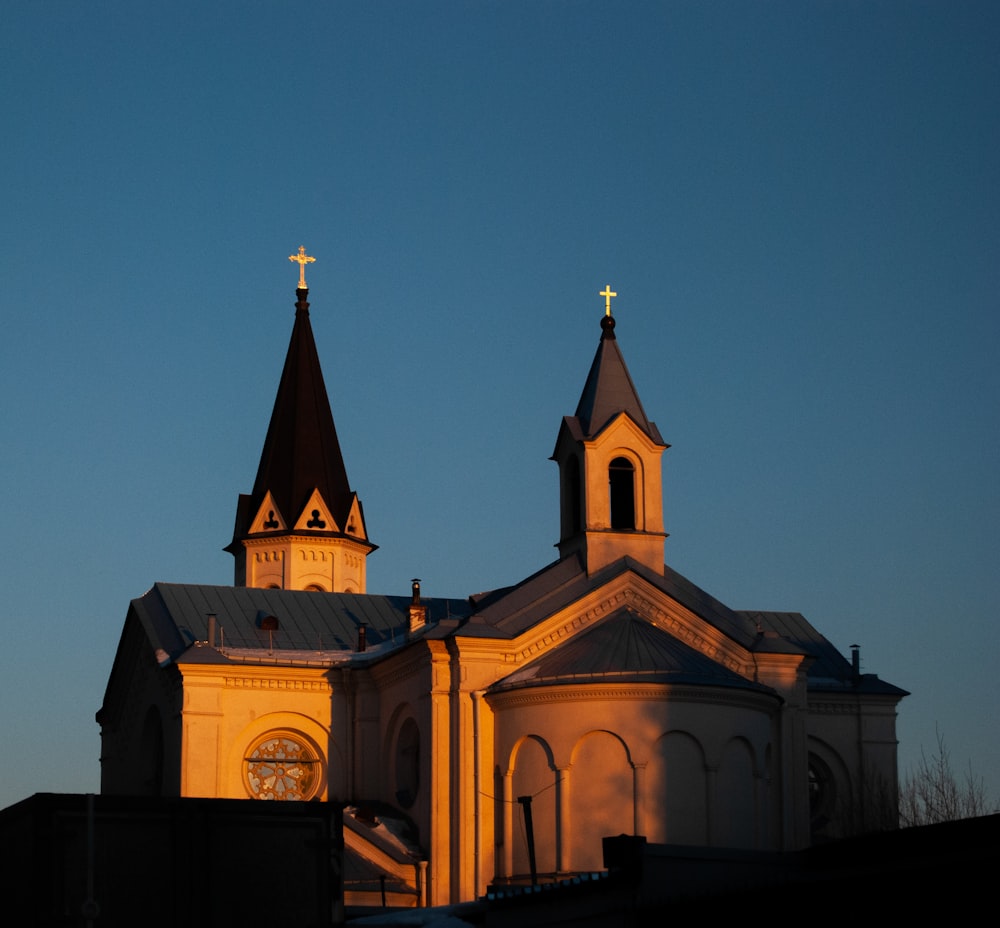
[609,457,636,529]
[244,734,321,801]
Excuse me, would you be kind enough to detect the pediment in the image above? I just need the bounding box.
[506,570,756,682]
[293,488,340,533]
[585,411,667,454]
[248,491,287,534]
[494,608,763,693]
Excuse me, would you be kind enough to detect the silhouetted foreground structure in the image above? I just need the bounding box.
[1,793,343,927]
[98,274,907,905]
[5,793,994,927]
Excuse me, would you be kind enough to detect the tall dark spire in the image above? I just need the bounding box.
[245,287,356,532]
[227,268,374,593]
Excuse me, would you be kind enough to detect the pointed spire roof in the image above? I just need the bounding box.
[571,314,663,443]
[243,287,355,533]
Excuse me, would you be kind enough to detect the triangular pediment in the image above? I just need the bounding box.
[494,608,763,693]
[504,568,759,682]
[585,409,667,453]
[248,491,288,534]
[292,488,341,533]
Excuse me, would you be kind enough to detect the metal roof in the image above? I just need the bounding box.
[743,610,909,696]
[131,582,471,667]
[119,568,904,696]
[463,555,764,652]
[490,608,776,695]
[568,314,664,444]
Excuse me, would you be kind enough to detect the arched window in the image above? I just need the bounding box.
[244,734,321,801]
[609,457,636,530]
[808,753,836,835]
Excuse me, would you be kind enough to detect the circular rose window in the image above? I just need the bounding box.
[244,734,320,801]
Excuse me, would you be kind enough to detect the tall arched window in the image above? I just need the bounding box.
[609,457,636,530]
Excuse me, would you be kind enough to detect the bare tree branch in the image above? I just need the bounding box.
[899,728,994,827]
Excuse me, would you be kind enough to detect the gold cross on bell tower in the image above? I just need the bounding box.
[289,245,316,289]
[600,284,618,316]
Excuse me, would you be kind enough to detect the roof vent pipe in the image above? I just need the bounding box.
[207,614,217,648]
[850,643,860,684]
[408,579,427,636]
[357,624,367,652]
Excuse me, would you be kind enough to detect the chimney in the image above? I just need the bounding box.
[408,578,427,635]
[357,624,367,652]
[850,643,860,685]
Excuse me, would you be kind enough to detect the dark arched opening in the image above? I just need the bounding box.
[609,457,636,529]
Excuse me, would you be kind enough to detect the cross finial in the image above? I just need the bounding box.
[600,284,617,316]
[289,245,316,289]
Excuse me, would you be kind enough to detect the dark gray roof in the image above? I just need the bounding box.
[742,610,909,696]
[490,608,776,696]
[130,583,471,667]
[565,314,664,444]
[116,566,903,698]
[463,554,764,652]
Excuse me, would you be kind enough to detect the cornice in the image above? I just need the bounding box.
[240,533,374,552]
[486,681,779,714]
[808,694,904,716]
[223,675,331,692]
[179,659,333,693]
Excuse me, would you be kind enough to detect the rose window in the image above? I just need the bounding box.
[244,735,320,801]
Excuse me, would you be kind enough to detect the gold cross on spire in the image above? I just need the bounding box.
[600,284,618,316]
[289,245,316,289]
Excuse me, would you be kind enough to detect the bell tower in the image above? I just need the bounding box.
[226,248,375,592]
[551,289,668,575]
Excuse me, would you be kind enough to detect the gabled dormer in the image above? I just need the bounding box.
[226,263,376,593]
[552,301,668,575]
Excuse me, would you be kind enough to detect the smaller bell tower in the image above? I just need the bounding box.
[226,248,376,593]
[552,289,668,575]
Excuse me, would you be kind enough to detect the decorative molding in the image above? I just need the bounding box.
[224,676,331,692]
[809,696,902,717]
[487,681,778,714]
[512,579,755,679]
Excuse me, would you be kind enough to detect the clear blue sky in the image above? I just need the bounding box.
[2,1,997,813]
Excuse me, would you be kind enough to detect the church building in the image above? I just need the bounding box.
[98,255,907,906]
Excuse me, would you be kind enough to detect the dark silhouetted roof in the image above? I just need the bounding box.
[742,610,909,696]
